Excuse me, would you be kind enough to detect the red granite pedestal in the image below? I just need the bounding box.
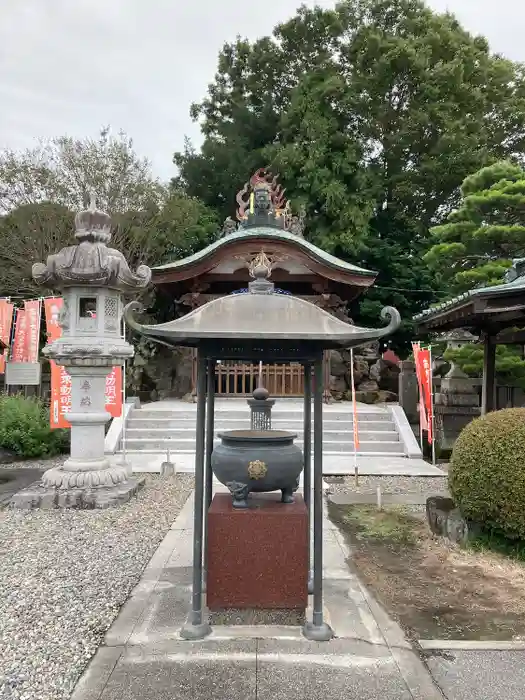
[206,492,308,610]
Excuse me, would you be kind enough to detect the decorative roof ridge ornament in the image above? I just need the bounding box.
[32,195,152,292]
[224,168,305,237]
[248,251,275,295]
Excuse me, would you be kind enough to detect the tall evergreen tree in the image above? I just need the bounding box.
[425,161,525,295]
[174,0,525,350]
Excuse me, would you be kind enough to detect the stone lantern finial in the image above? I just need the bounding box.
[32,199,151,292]
[73,193,112,244]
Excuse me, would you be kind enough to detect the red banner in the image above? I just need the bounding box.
[105,366,123,419]
[44,298,63,343]
[412,342,427,433]
[44,297,123,429]
[0,299,14,373]
[415,345,433,444]
[11,309,28,362]
[25,299,41,363]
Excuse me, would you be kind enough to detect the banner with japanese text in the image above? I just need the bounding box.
[44,297,123,429]
[11,309,28,362]
[0,299,14,373]
[25,299,42,363]
[411,342,428,434]
[415,345,433,444]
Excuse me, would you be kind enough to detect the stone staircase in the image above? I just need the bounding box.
[118,400,409,458]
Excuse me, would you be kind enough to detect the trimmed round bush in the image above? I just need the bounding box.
[449,407,525,540]
[0,394,69,459]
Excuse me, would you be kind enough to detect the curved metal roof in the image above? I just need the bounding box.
[124,282,400,351]
[152,227,376,279]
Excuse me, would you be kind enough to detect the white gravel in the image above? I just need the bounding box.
[0,474,194,700]
[0,456,66,471]
[326,475,449,495]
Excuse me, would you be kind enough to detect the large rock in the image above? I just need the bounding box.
[377,390,397,403]
[353,358,370,385]
[369,358,400,394]
[329,374,347,393]
[329,350,348,378]
[355,390,380,404]
[357,379,379,392]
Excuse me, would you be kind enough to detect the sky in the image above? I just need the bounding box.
[0,0,523,182]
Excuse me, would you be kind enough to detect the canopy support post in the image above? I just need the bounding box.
[303,362,313,594]
[303,354,333,641]
[181,350,212,640]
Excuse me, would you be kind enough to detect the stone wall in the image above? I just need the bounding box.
[328,349,399,404]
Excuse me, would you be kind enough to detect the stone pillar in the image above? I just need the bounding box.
[481,333,496,414]
[12,196,151,509]
[434,363,480,454]
[398,360,418,423]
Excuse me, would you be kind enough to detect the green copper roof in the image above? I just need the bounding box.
[414,268,525,322]
[153,227,376,278]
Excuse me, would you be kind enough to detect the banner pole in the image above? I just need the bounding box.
[429,345,436,466]
[118,318,130,474]
[350,348,359,485]
[121,359,127,466]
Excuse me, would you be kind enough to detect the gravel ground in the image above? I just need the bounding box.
[0,474,194,700]
[326,474,449,495]
[0,456,66,471]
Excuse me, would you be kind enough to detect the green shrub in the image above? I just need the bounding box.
[0,394,69,459]
[449,408,525,540]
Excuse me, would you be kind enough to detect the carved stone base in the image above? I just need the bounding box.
[10,477,145,510]
[41,464,129,489]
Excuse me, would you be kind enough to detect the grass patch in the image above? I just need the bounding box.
[329,500,525,641]
[468,530,525,563]
[336,504,419,546]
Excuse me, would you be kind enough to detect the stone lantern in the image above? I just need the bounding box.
[15,196,151,509]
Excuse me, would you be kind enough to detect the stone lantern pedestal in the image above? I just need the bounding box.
[11,197,151,509]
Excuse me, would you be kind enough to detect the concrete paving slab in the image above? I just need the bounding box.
[98,640,257,700]
[70,646,124,700]
[128,452,445,476]
[127,567,193,647]
[256,638,413,700]
[426,650,525,700]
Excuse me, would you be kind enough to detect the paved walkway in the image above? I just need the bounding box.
[71,490,444,700]
[126,452,445,476]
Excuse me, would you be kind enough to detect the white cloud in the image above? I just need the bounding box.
[0,0,523,181]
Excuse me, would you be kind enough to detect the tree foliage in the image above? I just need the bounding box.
[445,343,525,389]
[425,161,525,295]
[174,0,525,350]
[0,127,165,214]
[0,130,218,298]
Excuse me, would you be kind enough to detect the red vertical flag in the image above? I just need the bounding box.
[44,298,70,429]
[0,300,14,373]
[11,310,28,362]
[24,299,42,363]
[104,366,123,419]
[416,347,433,444]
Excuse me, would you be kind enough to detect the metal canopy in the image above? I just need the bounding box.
[124,269,400,354]
[125,260,402,644]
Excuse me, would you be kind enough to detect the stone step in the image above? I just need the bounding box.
[118,449,405,458]
[124,428,399,442]
[133,409,390,421]
[121,438,405,453]
[128,414,394,427]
